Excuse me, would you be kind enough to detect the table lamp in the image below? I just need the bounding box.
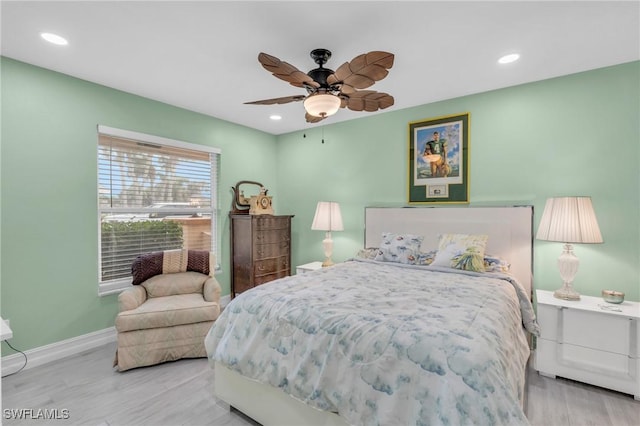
[311,202,343,267]
[536,196,603,300]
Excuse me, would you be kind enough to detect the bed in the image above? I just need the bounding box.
[205,206,539,425]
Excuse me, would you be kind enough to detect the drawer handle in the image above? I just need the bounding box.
[257,250,264,256]
[258,265,265,271]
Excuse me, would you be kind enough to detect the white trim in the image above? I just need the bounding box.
[97,125,221,154]
[96,124,221,291]
[1,327,116,376]
[98,278,132,296]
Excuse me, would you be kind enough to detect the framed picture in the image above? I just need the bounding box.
[408,112,469,204]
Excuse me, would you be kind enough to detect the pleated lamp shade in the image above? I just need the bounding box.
[536,197,603,244]
[311,202,344,232]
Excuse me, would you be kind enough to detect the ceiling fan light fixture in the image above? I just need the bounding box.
[304,93,341,118]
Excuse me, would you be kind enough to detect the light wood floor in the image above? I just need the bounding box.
[2,342,638,425]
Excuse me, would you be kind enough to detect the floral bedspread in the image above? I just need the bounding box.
[205,259,538,426]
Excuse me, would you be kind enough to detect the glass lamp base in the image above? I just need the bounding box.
[554,284,581,301]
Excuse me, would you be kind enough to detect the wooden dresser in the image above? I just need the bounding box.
[230,214,294,298]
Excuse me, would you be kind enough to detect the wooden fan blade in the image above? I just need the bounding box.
[258,52,320,89]
[305,112,327,123]
[244,95,306,105]
[327,51,394,91]
[343,90,395,112]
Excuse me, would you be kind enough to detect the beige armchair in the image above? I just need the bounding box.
[114,251,221,371]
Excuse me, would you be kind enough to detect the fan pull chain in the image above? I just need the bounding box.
[301,129,326,144]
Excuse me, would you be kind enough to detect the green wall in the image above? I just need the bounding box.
[1,58,638,355]
[0,58,278,353]
[277,61,640,303]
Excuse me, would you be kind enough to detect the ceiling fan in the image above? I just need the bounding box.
[245,48,395,123]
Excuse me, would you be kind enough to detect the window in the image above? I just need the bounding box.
[97,125,220,295]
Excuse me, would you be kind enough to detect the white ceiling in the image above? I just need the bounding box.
[2,1,639,135]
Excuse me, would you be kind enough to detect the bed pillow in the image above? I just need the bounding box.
[484,254,511,273]
[416,250,509,272]
[131,249,213,285]
[355,248,379,260]
[416,250,437,266]
[374,233,424,264]
[431,233,488,272]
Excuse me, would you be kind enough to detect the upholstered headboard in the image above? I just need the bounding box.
[364,206,534,298]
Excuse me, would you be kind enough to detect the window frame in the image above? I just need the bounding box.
[96,125,221,296]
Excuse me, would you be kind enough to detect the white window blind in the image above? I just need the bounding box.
[97,126,220,294]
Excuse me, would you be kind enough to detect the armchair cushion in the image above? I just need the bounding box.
[115,293,219,332]
[141,271,210,298]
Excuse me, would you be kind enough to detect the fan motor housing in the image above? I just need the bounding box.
[307,67,335,88]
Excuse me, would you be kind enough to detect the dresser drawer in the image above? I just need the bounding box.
[254,256,289,275]
[254,216,291,230]
[255,229,290,245]
[254,270,289,285]
[254,241,290,259]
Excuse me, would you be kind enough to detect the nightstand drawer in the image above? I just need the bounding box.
[563,309,631,356]
[560,342,631,376]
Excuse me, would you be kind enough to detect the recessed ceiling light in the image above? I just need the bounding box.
[498,53,520,64]
[41,32,68,46]
[269,115,282,121]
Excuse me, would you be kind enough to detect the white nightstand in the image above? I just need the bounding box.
[535,289,640,400]
[296,261,323,274]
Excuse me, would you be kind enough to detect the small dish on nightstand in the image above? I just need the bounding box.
[602,290,625,304]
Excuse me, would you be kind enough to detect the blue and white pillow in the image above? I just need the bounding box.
[483,254,511,273]
[374,233,424,264]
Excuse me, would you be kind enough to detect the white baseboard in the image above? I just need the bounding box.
[1,327,116,376]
